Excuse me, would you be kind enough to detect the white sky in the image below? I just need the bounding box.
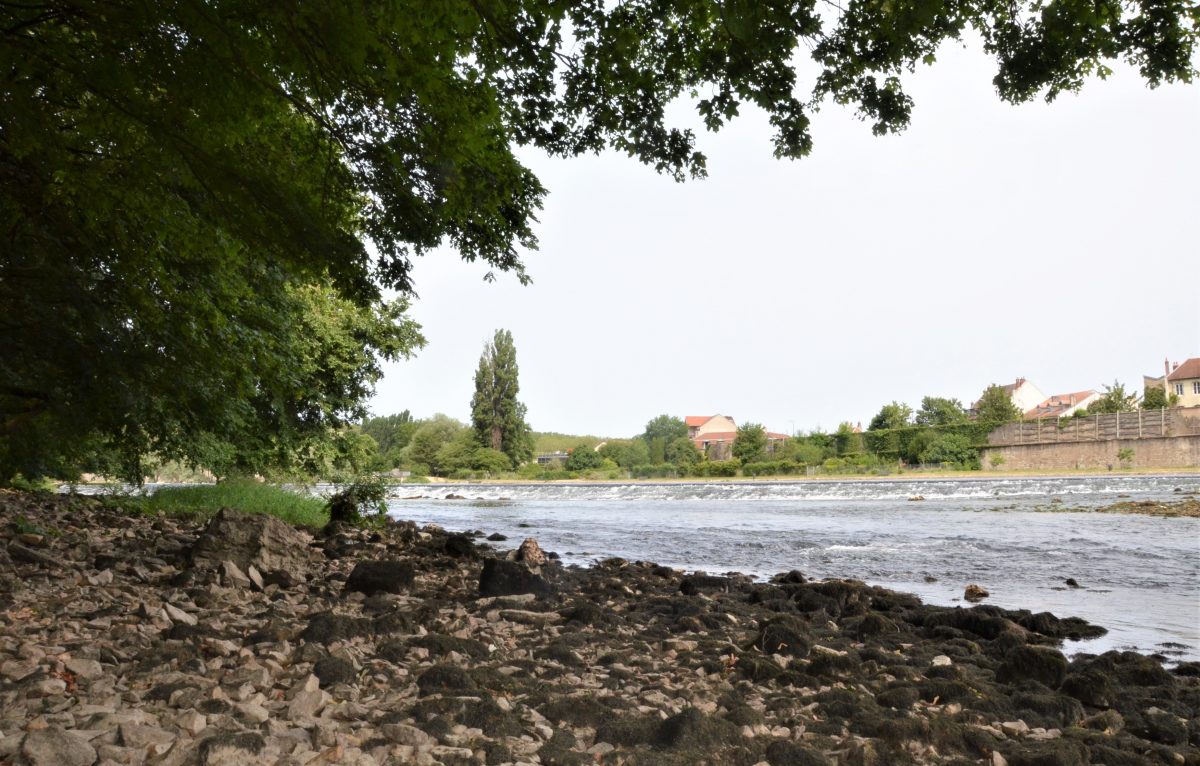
[371,41,1200,438]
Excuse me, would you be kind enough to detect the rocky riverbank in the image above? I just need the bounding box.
[0,490,1196,766]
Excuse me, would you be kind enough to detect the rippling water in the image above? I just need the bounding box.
[384,475,1200,661]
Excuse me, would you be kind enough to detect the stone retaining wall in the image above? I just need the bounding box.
[980,435,1200,471]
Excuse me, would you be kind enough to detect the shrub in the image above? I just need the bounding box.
[918,433,978,467]
[690,460,739,477]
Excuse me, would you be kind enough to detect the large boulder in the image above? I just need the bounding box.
[479,558,553,598]
[344,560,415,595]
[190,507,318,576]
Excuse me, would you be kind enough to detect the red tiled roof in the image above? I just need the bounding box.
[685,416,712,427]
[1024,390,1098,419]
[1168,358,1200,381]
[767,432,790,441]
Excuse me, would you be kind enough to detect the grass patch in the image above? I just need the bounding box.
[132,480,329,528]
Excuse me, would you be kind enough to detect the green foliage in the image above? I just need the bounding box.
[690,460,740,478]
[471,329,533,468]
[833,423,863,456]
[741,461,805,477]
[1117,447,1135,467]
[2,280,423,484]
[1088,381,1140,414]
[869,402,913,431]
[471,448,513,474]
[732,423,768,463]
[326,477,389,526]
[641,416,687,447]
[1141,386,1177,410]
[989,454,1007,469]
[631,463,680,479]
[666,437,702,467]
[403,415,468,476]
[975,385,1022,424]
[135,481,328,528]
[362,412,419,470]
[597,439,649,468]
[918,433,979,468]
[4,1,1191,482]
[915,397,969,427]
[565,444,604,471]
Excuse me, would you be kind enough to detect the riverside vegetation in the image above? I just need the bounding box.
[0,488,1197,766]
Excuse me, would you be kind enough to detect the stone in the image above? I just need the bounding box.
[381,723,432,747]
[190,507,316,575]
[1002,720,1031,737]
[64,658,104,680]
[343,560,415,595]
[246,563,265,590]
[221,560,252,588]
[752,615,812,658]
[175,711,207,736]
[288,689,330,720]
[996,646,1068,689]
[486,533,508,541]
[197,732,267,766]
[163,603,197,626]
[964,584,990,601]
[499,609,562,626]
[478,558,553,598]
[931,655,952,667]
[119,723,176,754]
[516,537,547,566]
[21,725,98,766]
[313,656,356,687]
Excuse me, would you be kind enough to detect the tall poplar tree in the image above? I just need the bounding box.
[471,330,533,467]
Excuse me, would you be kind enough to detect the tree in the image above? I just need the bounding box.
[565,444,604,471]
[666,437,702,468]
[919,434,978,468]
[641,416,688,445]
[4,2,1192,481]
[470,330,533,467]
[915,397,969,427]
[975,385,1022,424]
[362,411,420,469]
[1087,381,1140,414]
[404,415,468,475]
[1141,386,1178,410]
[733,423,768,464]
[868,402,914,431]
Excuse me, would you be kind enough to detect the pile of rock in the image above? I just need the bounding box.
[0,489,1195,766]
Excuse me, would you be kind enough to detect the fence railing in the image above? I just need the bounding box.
[987,408,1200,446]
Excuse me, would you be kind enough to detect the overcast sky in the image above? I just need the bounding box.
[370,41,1200,439]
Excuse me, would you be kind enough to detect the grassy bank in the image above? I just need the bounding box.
[127,480,328,528]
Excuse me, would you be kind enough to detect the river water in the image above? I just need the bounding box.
[385,475,1200,662]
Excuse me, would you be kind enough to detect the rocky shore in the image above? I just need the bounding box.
[0,490,1196,766]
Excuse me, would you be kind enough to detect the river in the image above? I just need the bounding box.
[384,474,1200,662]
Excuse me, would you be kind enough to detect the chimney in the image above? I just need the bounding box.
[1016,377,1024,387]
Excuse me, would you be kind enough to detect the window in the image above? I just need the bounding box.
[1194,381,1200,395]
[1176,383,1185,396]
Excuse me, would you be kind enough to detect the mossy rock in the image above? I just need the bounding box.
[751,615,812,658]
[654,708,741,750]
[460,698,523,737]
[416,664,476,696]
[313,656,356,686]
[410,633,489,659]
[1001,740,1087,766]
[996,646,1068,689]
[594,713,661,747]
[765,740,832,766]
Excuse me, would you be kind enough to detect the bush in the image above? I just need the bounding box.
[471,447,512,473]
[565,443,604,470]
[326,477,389,525]
[517,462,544,479]
[690,460,739,477]
[741,460,804,477]
[631,463,678,479]
[918,433,978,468]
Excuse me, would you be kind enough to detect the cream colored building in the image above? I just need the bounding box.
[973,378,1046,415]
[1167,358,1200,408]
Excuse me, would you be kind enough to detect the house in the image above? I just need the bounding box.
[1023,390,1101,420]
[972,378,1047,415]
[1164,358,1200,408]
[685,414,789,460]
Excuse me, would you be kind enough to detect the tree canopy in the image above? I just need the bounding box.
[470,329,533,467]
[1087,381,1140,414]
[733,423,769,463]
[975,385,1022,424]
[869,402,914,431]
[915,397,969,427]
[3,0,1193,481]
